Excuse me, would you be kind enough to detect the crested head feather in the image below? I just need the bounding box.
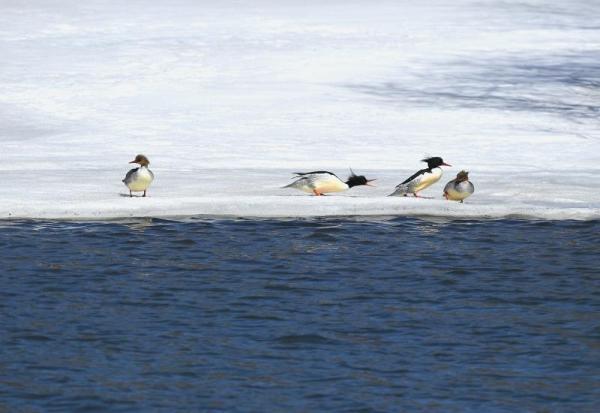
[456,170,469,182]
[421,156,446,169]
[346,174,368,188]
[131,154,150,166]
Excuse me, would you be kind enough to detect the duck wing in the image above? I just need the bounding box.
[285,171,341,190]
[293,170,337,178]
[389,168,430,196]
[400,168,430,185]
[122,167,139,183]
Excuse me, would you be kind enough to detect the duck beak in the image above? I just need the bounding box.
[442,162,451,167]
[129,160,137,164]
[366,179,376,187]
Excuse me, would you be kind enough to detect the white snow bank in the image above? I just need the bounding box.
[0,169,598,220]
[1,0,599,220]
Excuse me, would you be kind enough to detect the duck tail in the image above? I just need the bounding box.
[282,181,300,189]
[388,184,409,197]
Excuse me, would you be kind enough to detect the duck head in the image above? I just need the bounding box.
[129,154,150,167]
[346,169,376,188]
[422,156,451,169]
[455,170,469,182]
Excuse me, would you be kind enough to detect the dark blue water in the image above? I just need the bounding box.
[1,217,598,412]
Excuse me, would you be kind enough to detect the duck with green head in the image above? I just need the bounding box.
[389,156,451,197]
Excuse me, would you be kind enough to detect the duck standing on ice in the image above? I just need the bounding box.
[123,154,154,197]
[283,170,375,196]
[443,170,474,202]
[389,156,451,197]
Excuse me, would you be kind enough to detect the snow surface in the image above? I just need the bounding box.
[1,0,599,220]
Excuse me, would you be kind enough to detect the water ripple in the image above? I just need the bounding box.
[0,217,598,412]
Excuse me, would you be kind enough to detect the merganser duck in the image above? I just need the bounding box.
[443,170,474,202]
[389,156,451,197]
[283,169,375,196]
[122,154,154,197]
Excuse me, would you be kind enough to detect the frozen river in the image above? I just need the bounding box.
[1,0,599,219]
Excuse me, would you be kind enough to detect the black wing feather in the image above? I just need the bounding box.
[293,170,335,176]
[123,167,139,183]
[400,168,430,185]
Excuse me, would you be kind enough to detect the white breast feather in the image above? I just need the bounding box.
[287,173,348,194]
[124,167,154,192]
[406,168,442,193]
